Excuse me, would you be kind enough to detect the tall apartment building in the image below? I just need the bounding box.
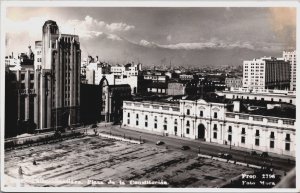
[7,20,81,132]
[283,50,296,91]
[243,57,290,90]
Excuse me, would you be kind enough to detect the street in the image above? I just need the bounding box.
[97,125,295,172]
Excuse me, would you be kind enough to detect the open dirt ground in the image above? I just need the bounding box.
[4,135,251,187]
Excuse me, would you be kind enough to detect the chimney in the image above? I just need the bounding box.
[233,101,240,112]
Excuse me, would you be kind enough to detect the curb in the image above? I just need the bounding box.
[98,133,143,144]
[198,153,261,169]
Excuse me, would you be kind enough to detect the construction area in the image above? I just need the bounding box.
[4,133,256,188]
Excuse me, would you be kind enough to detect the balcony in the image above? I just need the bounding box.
[18,89,35,95]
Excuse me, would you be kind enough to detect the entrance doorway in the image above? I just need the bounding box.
[198,124,205,139]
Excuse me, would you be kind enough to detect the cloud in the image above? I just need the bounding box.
[106,22,135,32]
[107,34,123,41]
[139,39,157,48]
[139,38,256,50]
[66,15,135,38]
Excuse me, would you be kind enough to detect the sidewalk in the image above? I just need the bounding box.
[118,125,295,161]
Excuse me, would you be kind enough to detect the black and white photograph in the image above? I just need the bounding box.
[0,1,298,192]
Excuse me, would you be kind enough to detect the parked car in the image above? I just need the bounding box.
[223,153,233,159]
[250,150,258,156]
[218,152,232,159]
[90,124,97,128]
[181,145,190,150]
[218,153,224,157]
[260,152,269,158]
[156,141,164,145]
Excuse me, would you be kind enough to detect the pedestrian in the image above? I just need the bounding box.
[18,166,23,178]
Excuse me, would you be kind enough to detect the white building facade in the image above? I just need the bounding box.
[216,88,296,105]
[86,62,141,94]
[283,50,296,91]
[123,99,295,157]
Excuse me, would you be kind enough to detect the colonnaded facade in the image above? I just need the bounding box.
[122,99,295,157]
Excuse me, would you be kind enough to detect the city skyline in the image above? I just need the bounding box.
[5,7,296,66]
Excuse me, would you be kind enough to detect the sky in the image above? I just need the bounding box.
[5,7,296,67]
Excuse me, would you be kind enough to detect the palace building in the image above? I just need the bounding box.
[122,95,295,157]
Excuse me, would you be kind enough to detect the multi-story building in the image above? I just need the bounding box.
[216,87,296,105]
[6,20,81,133]
[243,57,290,90]
[100,77,131,123]
[167,82,186,96]
[225,77,243,88]
[34,41,42,70]
[283,50,296,91]
[123,97,295,157]
[85,61,140,94]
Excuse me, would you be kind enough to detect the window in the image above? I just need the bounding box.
[136,114,139,119]
[187,109,190,115]
[127,113,130,118]
[290,100,293,104]
[285,143,290,151]
[213,124,217,130]
[241,136,245,143]
[164,117,167,124]
[279,99,282,102]
[228,135,232,141]
[154,116,157,122]
[270,141,274,148]
[241,128,246,135]
[21,74,25,80]
[286,134,290,141]
[186,128,190,134]
[174,119,178,125]
[164,125,167,131]
[174,126,177,132]
[145,115,148,120]
[145,122,148,127]
[255,138,260,146]
[213,132,217,139]
[127,119,130,124]
[270,132,274,139]
[228,126,232,133]
[200,111,203,117]
[271,98,273,102]
[255,130,260,137]
[214,112,218,118]
[154,123,157,129]
[136,120,139,126]
[186,120,190,126]
[30,74,34,80]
